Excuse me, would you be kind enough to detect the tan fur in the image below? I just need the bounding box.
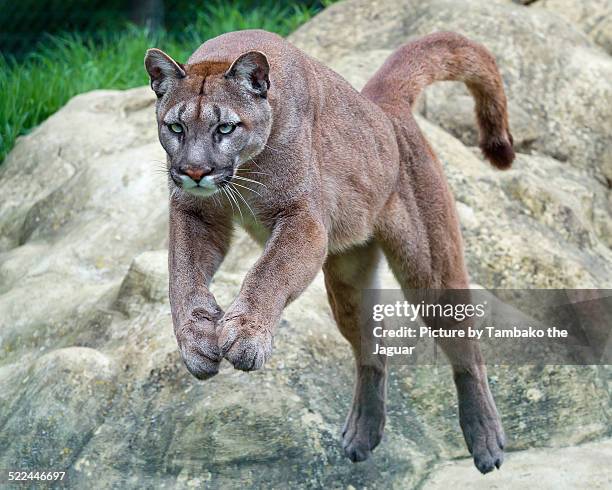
[185,61,231,78]
[145,30,512,472]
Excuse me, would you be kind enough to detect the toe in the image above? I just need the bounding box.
[475,454,495,474]
[341,420,383,463]
[472,443,497,474]
[472,435,504,474]
[218,324,238,356]
[227,342,256,371]
[181,350,220,380]
[224,335,271,372]
[343,441,372,463]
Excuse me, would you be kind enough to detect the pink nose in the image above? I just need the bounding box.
[184,168,207,182]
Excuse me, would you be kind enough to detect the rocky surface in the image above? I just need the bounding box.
[291,0,612,184]
[0,0,611,488]
[537,0,612,55]
[423,439,612,489]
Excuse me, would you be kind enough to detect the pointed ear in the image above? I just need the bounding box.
[144,48,185,98]
[225,51,270,98]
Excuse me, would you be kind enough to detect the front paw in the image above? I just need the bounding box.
[217,312,274,371]
[175,297,224,380]
[177,319,222,380]
[174,294,225,380]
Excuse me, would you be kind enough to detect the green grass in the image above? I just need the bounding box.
[0,0,336,163]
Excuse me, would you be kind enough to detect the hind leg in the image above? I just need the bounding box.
[423,287,505,474]
[377,192,505,474]
[324,241,387,462]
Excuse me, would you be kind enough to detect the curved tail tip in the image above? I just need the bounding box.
[481,134,515,170]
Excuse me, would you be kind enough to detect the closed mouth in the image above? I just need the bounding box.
[178,174,219,197]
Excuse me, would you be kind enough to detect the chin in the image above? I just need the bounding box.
[182,186,219,198]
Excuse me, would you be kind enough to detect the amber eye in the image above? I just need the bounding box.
[217,123,236,135]
[169,123,183,134]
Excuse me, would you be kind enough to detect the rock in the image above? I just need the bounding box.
[0,0,611,487]
[422,438,612,489]
[116,250,169,317]
[0,348,117,471]
[291,0,612,183]
[414,116,612,288]
[537,0,612,55]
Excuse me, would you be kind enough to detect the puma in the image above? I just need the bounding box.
[145,29,512,473]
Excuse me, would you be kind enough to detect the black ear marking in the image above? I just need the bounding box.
[144,48,186,98]
[225,51,270,98]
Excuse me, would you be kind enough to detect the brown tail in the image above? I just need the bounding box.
[362,32,515,169]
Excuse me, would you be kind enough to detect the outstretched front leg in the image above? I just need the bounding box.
[217,207,327,371]
[324,241,387,462]
[169,196,233,379]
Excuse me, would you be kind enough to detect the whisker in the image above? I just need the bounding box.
[236,166,271,176]
[238,169,271,178]
[212,190,221,208]
[248,157,272,174]
[232,175,267,188]
[152,163,170,177]
[225,184,244,221]
[239,170,271,176]
[230,181,263,198]
[263,143,283,153]
[221,185,236,217]
[230,183,257,222]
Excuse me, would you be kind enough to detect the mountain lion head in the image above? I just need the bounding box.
[144,48,272,197]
